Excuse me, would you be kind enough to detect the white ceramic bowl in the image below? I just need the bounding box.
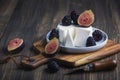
[46,27,108,53]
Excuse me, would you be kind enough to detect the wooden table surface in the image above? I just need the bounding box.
[0,0,120,80]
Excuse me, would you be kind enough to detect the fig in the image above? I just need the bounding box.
[77,10,94,27]
[44,37,59,56]
[7,38,25,53]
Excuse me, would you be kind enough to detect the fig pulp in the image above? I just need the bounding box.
[77,10,94,27]
[7,38,24,53]
[45,37,59,56]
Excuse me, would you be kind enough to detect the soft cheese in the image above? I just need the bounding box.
[70,25,93,36]
[65,29,74,47]
[74,28,91,47]
[57,24,75,45]
[58,28,67,45]
[57,24,93,47]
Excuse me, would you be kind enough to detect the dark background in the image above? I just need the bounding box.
[0,0,120,80]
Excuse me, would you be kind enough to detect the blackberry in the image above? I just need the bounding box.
[92,30,103,41]
[71,10,77,16]
[51,29,58,34]
[62,15,72,26]
[47,60,60,73]
[70,10,79,25]
[49,29,59,40]
[86,36,96,47]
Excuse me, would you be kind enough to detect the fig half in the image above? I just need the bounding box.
[44,37,59,56]
[7,38,25,53]
[77,10,94,27]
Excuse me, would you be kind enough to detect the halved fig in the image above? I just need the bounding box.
[7,38,25,53]
[44,37,59,56]
[77,10,94,27]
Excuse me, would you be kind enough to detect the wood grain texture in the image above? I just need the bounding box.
[0,0,120,80]
[31,40,120,68]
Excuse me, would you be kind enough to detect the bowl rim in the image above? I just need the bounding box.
[46,27,108,50]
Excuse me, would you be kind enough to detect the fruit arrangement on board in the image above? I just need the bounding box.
[47,9,106,51]
[1,10,120,74]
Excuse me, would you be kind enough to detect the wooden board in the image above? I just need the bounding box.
[21,40,120,68]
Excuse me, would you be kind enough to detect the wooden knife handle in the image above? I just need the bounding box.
[88,59,117,71]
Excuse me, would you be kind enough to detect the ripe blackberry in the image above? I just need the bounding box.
[70,10,79,25]
[51,29,58,34]
[71,10,77,16]
[86,36,96,47]
[62,15,72,26]
[47,60,60,73]
[49,29,59,40]
[92,30,103,41]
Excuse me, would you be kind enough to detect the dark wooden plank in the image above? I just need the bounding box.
[0,0,19,80]
[0,0,19,39]
[0,0,120,80]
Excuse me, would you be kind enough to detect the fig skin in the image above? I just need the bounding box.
[44,37,59,57]
[77,10,94,27]
[7,38,25,54]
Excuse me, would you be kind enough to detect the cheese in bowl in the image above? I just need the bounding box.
[57,24,93,47]
[46,10,108,53]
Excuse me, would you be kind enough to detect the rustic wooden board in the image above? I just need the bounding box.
[54,40,120,67]
[22,39,120,68]
[0,0,120,80]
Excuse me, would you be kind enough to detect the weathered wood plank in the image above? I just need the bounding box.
[0,0,19,80]
[0,0,120,80]
[0,0,19,39]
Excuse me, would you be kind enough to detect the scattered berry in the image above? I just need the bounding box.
[92,30,103,41]
[62,15,72,26]
[86,36,96,47]
[70,11,79,25]
[47,60,60,73]
[49,29,59,40]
